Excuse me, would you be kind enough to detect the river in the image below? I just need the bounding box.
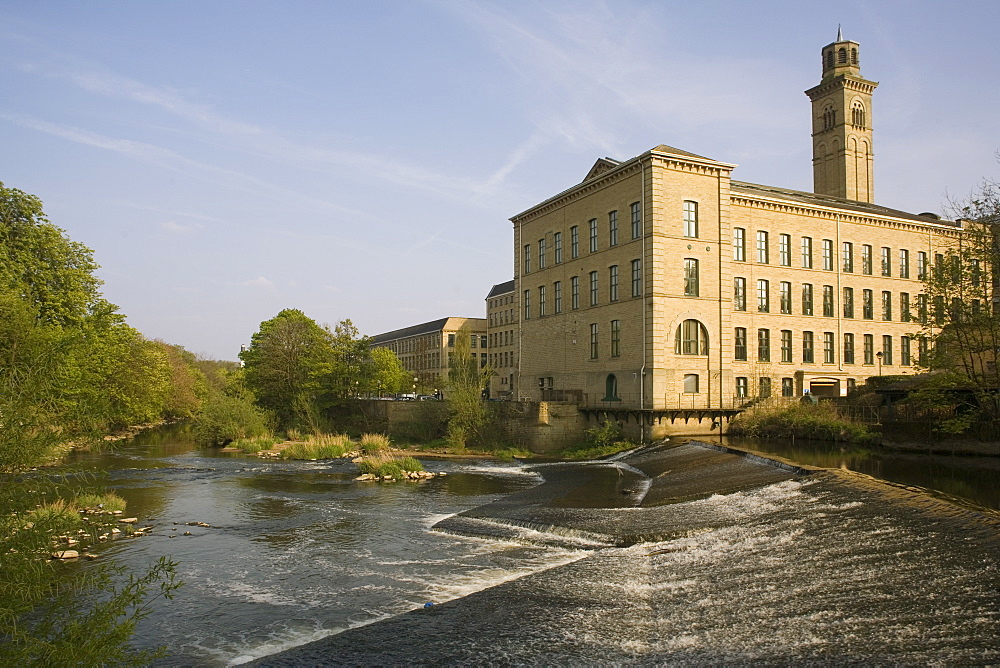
[60,424,998,665]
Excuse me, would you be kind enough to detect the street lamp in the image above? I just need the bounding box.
[413,377,418,399]
[876,351,883,377]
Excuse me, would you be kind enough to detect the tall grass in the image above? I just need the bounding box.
[728,401,878,444]
[73,492,127,513]
[231,436,281,454]
[359,433,391,453]
[357,451,424,478]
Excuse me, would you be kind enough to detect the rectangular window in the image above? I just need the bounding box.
[733,228,746,261]
[757,328,770,362]
[881,247,891,276]
[863,289,874,319]
[571,226,579,259]
[882,291,892,320]
[822,239,834,270]
[882,335,893,365]
[901,336,911,366]
[471,334,477,348]
[801,236,813,268]
[861,244,872,274]
[782,378,794,397]
[684,200,698,238]
[734,277,747,311]
[538,239,546,269]
[608,211,618,246]
[843,287,854,318]
[554,281,562,313]
[917,294,927,323]
[734,327,748,361]
[448,333,456,347]
[684,259,699,297]
[589,271,599,306]
[589,219,598,252]
[523,244,531,273]
[757,279,769,312]
[609,265,619,301]
[803,331,815,363]
[917,251,927,279]
[756,230,769,263]
[824,332,835,363]
[538,285,546,316]
[780,330,792,363]
[843,333,855,364]
[554,232,563,264]
[630,202,641,239]
[759,377,771,398]
[822,285,834,317]
[802,283,814,316]
[610,320,620,357]
[736,377,748,398]
[901,292,910,322]
[684,374,699,394]
[571,276,580,310]
[523,290,531,320]
[589,323,599,359]
[843,242,854,272]
[631,259,642,297]
[779,234,791,266]
[919,337,929,366]
[899,249,909,278]
[780,281,792,314]
[863,334,874,365]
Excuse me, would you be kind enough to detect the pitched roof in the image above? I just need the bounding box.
[730,181,959,226]
[487,279,515,298]
[369,318,451,344]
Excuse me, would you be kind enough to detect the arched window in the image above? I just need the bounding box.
[603,374,620,402]
[851,48,858,64]
[825,50,834,69]
[675,319,709,355]
[838,48,847,64]
[851,103,866,129]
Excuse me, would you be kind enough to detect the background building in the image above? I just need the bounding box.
[510,33,959,416]
[370,317,487,396]
[486,280,518,399]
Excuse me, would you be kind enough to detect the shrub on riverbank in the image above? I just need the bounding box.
[231,436,282,454]
[359,433,391,453]
[557,420,638,460]
[728,401,878,444]
[193,391,274,446]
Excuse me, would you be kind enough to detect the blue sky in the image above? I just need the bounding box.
[2,0,998,360]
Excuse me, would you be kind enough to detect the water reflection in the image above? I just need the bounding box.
[723,436,1000,510]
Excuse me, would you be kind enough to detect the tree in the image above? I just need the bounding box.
[328,319,372,400]
[919,171,1000,423]
[369,346,408,397]
[445,323,493,449]
[240,309,334,429]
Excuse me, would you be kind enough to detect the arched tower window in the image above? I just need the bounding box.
[851,48,857,64]
[826,50,834,69]
[851,102,866,129]
[823,105,836,131]
[838,48,847,64]
[675,319,709,355]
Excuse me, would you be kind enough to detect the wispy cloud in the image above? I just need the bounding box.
[162,220,203,234]
[237,276,275,289]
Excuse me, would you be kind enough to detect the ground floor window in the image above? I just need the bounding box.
[736,377,748,398]
[781,377,794,397]
[683,373,699,394]
[603,374,620,401]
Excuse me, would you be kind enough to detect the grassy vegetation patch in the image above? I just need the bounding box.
[357,450,424,478]
[231,436,282,454]
[728,401,878,444]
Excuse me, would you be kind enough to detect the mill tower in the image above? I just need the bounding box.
[805,29,878,202]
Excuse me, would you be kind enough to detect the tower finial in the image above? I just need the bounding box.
[837,24,843,41]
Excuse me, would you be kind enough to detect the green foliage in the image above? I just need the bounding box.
[192,389,274,446]
[280,438,350,460]
[558,420,637,460]
[72,492,127,513]
[369,347,408,396]
[728,401,879,444]
[445,323,493,450]
[492,446,533,461]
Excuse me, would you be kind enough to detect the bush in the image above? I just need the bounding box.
[193,392,273,446]
[557,420,637,460]
[728,401,878,444]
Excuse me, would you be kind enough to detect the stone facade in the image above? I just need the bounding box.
[509,34,961,414]
[486,280,519,399]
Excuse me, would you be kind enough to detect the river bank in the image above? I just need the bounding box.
[251,442,1000,666]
